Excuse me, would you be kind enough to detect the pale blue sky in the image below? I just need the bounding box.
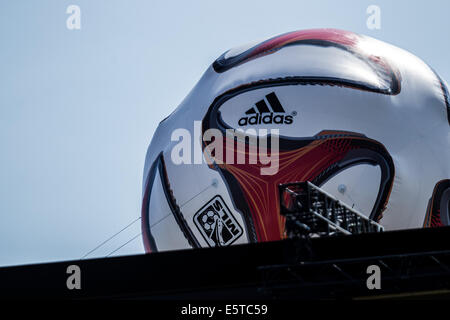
[1,0,449,266]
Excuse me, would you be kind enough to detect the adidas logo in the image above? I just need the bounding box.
[238,92,294,126]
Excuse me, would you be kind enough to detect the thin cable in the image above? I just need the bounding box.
[81,217,141,259]
[179,184,213,208]
[101,185,212,258]
[106,232,142,257]
[84,181,214,259]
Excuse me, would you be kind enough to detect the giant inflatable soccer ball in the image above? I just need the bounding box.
[142,29,450,252]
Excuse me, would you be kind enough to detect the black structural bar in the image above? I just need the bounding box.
[1,226,450,299]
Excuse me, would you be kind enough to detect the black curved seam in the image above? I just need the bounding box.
[428,67,450,126]
[158,155,201,248]
[213,40,352,73]
[142,153,162,253]
[343,141,394,222]
[212,39,401,96]
[439,78,450,126]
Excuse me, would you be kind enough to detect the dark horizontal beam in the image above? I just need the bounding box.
[1,226,450,299]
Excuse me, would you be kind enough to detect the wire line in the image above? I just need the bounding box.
[81,217,141,259]
[106,233,142,257]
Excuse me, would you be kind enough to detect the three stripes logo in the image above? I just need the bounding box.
[238,92,294,126]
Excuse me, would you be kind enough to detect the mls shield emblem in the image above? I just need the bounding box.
[193,196,243,247]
